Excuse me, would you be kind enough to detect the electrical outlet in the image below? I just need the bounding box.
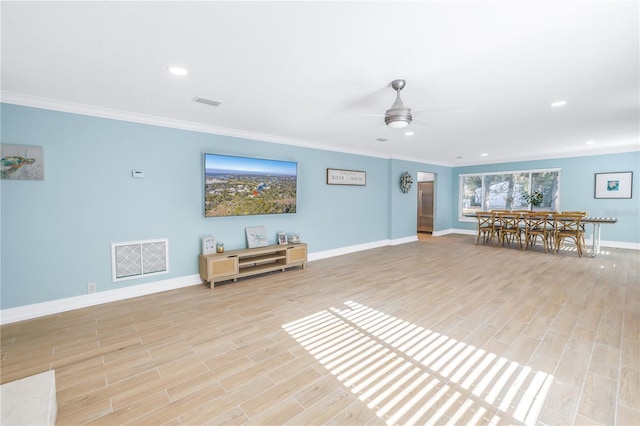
[87,282,97,294]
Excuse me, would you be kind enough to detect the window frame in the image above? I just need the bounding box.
[458,168,561,222]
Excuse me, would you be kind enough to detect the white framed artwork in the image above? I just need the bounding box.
[202,236,217,255]
[246,226,268,248]
[594,172,632,199]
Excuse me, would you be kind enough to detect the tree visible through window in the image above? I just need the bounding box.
[460,169,560,218]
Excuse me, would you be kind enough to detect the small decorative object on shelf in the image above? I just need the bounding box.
[288,233,300,244]
[400,171,413,193]
[216,242,224,253]
[277,232,287,245]
[202,236,216,255]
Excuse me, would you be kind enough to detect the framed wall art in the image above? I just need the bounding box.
[594,171,632,199]
[1,144,44,180]
[326,168,366,186]
[204,153,297,217]
[246,226,268,248]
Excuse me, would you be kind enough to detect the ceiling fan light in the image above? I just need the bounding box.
[385,107,413,128]
[387,119,410,128]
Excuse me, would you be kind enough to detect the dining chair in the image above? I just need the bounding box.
[497,213,523,248]
[553,213,585,256]
[475,211,498,245]
[561,211,588,247]
[523,212,554,252]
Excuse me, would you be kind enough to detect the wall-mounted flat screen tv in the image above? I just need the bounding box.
[204,153,297,217]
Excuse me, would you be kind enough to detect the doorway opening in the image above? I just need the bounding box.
[417,172,435,236]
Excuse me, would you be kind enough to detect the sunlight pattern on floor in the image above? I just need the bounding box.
[283,301,553,425]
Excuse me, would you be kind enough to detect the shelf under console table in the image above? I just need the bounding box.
[198,243,307,288]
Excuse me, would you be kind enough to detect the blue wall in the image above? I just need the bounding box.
[0,104,442,309]
[389,159,453,239]
[453,153,640,243]
[1,103,638,310]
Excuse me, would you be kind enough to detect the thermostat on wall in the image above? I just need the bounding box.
[132,170,144,178]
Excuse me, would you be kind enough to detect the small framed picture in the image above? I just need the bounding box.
[277,232,287,245]
[326,168,366,186]
[202,236,216,255]
[594,172,633,199]
[246,226,268,248]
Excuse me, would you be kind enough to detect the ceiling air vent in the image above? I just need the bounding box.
[192,96,221,107]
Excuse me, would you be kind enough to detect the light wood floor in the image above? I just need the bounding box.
[1,234,638,425]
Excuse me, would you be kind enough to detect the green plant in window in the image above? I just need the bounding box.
[521,190,543,207]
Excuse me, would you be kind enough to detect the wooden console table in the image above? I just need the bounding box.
[199,243,307,288]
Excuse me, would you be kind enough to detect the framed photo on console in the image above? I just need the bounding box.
[246,226,268,248]
[277,232,287,245]
[202,236,217,255]
[594,172,632,199]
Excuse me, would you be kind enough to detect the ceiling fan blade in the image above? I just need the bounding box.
[351,113,385,117]
[343,86,389,109]
[411,105,470,114]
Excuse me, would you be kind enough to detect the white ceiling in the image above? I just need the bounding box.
[2,1,638,166]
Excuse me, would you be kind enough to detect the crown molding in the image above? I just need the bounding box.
[2,91,636,168]
[0,91,393,161]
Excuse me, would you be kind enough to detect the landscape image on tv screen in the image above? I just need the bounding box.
[204,153,297,217]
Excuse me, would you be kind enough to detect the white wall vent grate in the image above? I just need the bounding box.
[111,239,169,282]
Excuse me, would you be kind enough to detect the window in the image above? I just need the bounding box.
[460,169,560,220]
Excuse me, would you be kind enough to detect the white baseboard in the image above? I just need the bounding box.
[1,237,418,325]
[1,232,635,325]
[585,239,640,250]
[308,241,388,262]
[433,228,474,237]
[442,228,640,250]
[307,235,418,262]
[0,274,202,325]
[391,235,420,245]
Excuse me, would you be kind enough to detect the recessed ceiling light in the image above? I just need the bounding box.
[404,132,414,136]
[586,140,596,145]
[168,66,188,76]
[481,153,489,157]
[551,100,567,107]
[376,138,388,142]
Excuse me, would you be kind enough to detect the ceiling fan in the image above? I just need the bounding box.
[385,79,412,128]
